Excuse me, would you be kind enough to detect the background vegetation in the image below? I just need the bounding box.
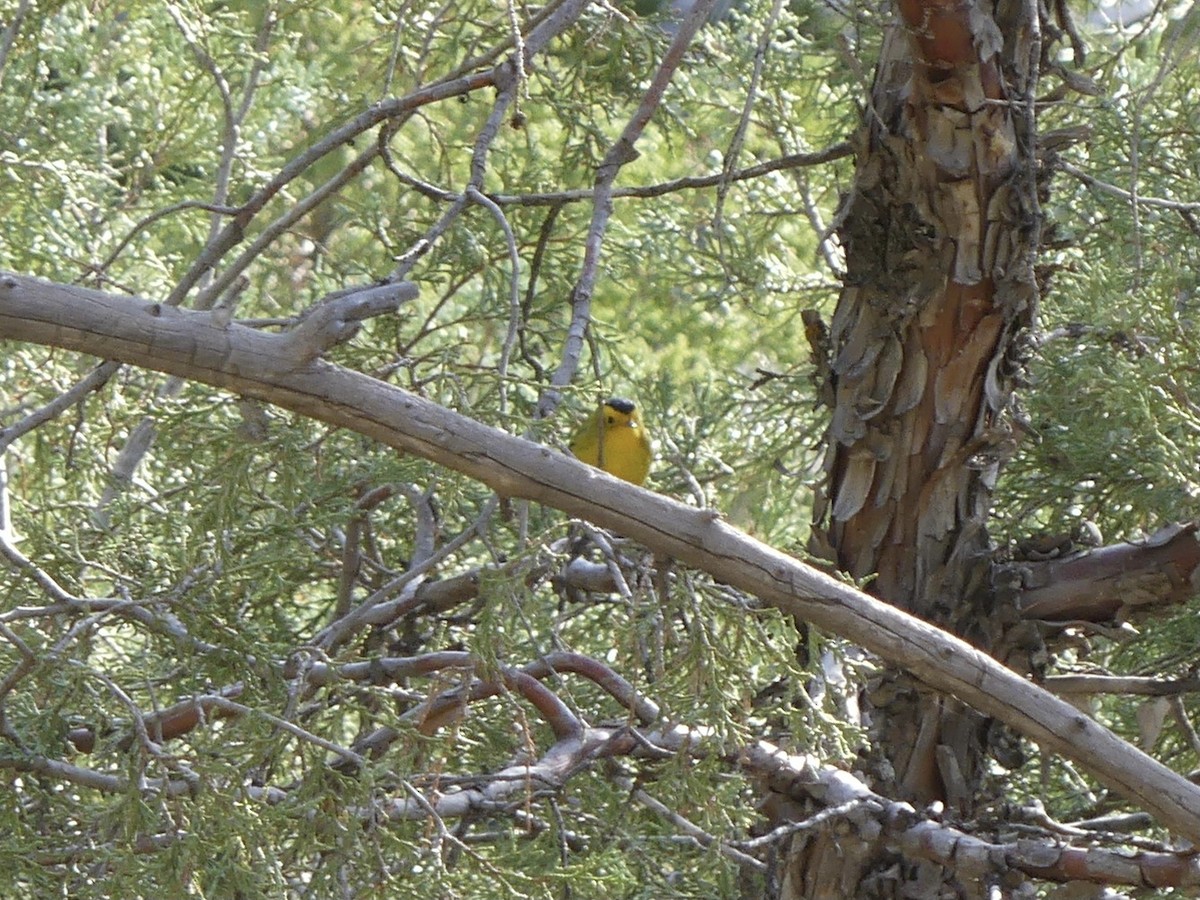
[1,0,1199,895]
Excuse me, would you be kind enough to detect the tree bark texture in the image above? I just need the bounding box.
[816,0,1037,621]
[792,0,1043,893]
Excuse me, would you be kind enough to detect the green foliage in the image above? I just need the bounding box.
[997,18,1200,542]
[0,0,856,894]
[989,16,1200,816]
[2,0,1200,894]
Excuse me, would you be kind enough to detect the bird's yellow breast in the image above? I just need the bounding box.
[569,399,652,486]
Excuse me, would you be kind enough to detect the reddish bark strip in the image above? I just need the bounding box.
[807,0,1040,873]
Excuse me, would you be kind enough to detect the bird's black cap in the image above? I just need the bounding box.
[605,397,636,414]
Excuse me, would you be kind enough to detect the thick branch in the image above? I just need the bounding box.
[1017,523,1200,622]
[4,271,1200,841]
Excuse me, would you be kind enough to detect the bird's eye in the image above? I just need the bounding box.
[605,416,615,425]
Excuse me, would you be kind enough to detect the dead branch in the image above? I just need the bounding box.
[4,271,1200,839]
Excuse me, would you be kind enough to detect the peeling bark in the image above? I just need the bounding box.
[795,0,1044,891]
[815,7,1036,619]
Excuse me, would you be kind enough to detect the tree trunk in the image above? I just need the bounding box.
[785,0,1044,893]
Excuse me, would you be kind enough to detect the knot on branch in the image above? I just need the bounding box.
[282,281,418,368]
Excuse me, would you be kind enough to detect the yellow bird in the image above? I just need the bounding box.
[569,397,653,486]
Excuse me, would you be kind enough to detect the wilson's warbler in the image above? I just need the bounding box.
[569,397,652,486]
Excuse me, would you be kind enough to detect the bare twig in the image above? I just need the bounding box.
[315,495,496,652]
[631,786,766,870]
[1170,695,1200,758]
[540,0,727,417]
[388,0,594,284]
[466,187,522,415]
[0,0,32,82]
[88,203,240,277]
[1059,160,1200,212]
[91,9,280,527]
[713,0,786,253]
[383,144,852,210]
[0,620,38,735]
[195,141,390,310]
[0,526,93,606]
[202,695,366,768]
[389,83,517,282]
[797,170,843,277]
[0,361,120,455]
[736,798,869,850]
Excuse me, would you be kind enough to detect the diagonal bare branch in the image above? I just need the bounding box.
[5,270,1200,840]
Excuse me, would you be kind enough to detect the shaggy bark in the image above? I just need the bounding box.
[772,0,1200,891]
[793,0,1047,892]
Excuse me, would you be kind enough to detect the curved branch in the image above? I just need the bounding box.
[524,651,661,725]
[4,271,1200,840]
[1059,159,1200,212]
